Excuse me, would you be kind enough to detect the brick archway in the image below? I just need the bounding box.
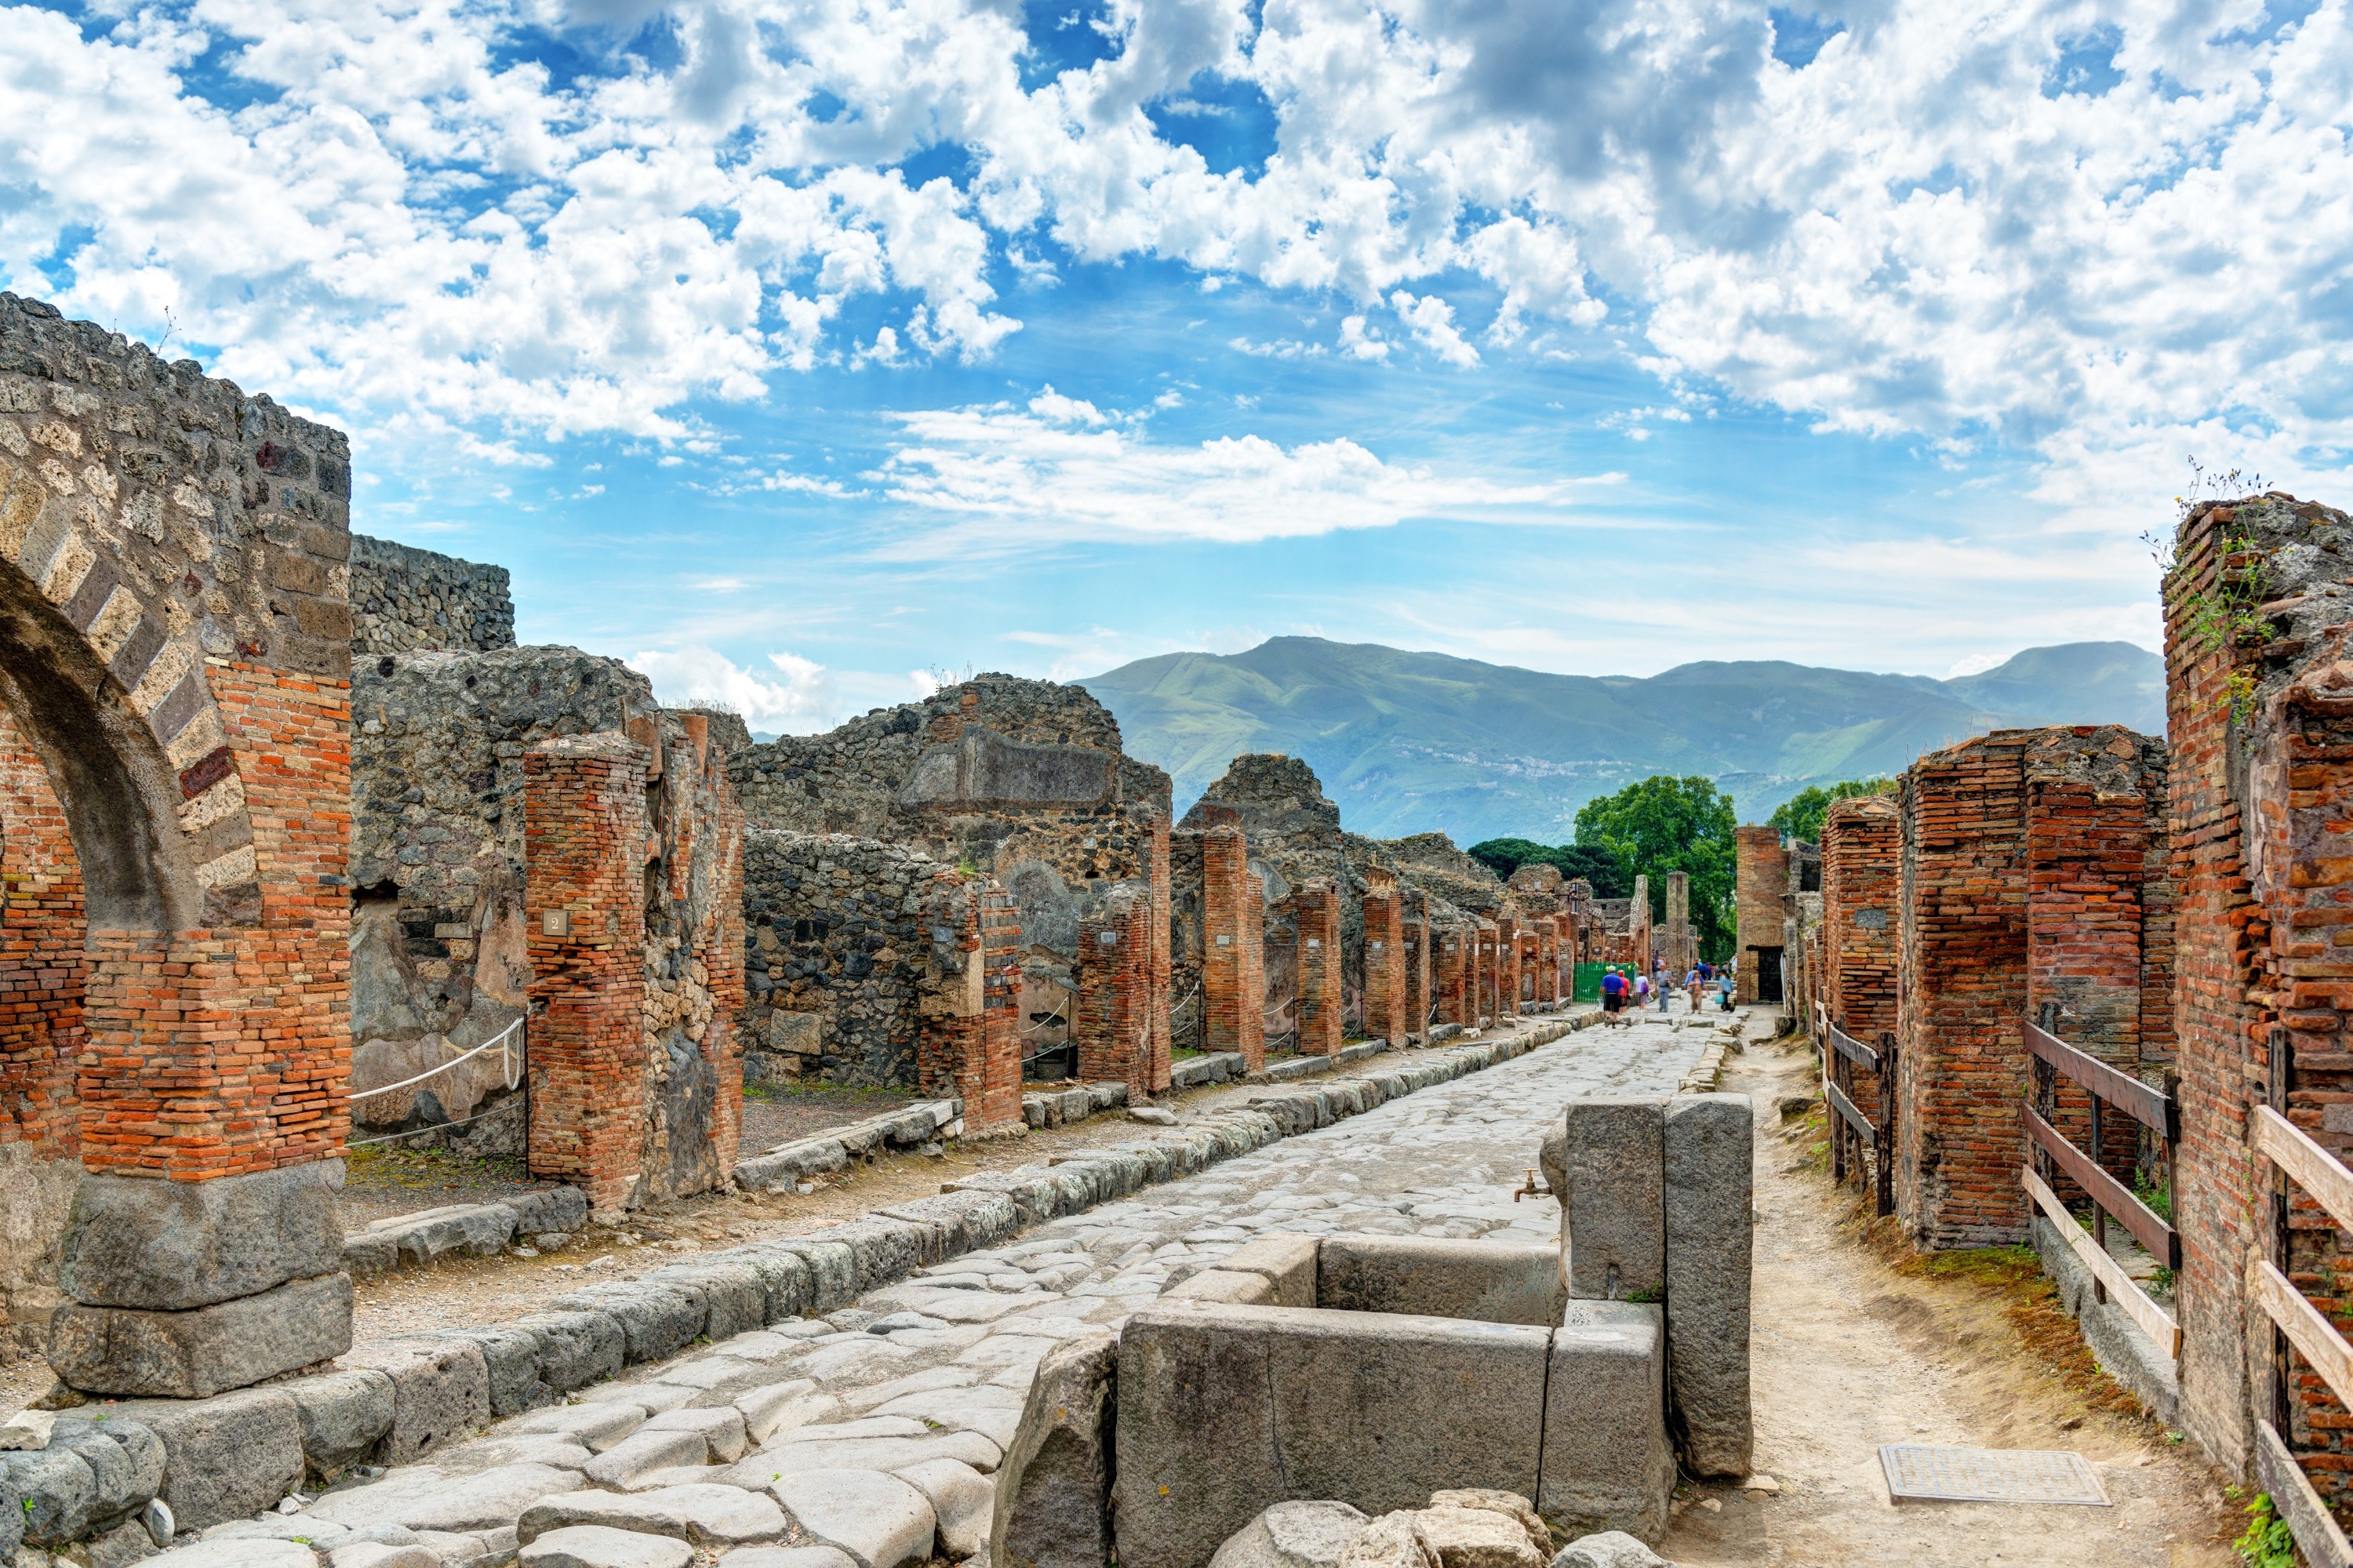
[0,293,357,1396]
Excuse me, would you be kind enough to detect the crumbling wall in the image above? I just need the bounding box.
[1383,831,1509,916]
[349,534,515,657]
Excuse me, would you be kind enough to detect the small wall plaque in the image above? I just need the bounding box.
[541,909,572,937]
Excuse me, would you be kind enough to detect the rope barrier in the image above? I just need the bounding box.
[347,1096,525,1149]
[351,1016,525,1101]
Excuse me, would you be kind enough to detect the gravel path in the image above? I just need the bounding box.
[193,1011,1711,1566]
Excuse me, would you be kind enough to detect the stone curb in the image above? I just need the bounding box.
[13,1010,1599,1552]
[733,1099,963,1194]
[344,1187,592,1279]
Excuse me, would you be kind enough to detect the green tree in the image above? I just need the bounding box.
[1465,838,1632,898]
[1767,777,1898,845]
[1573,775,1738,959]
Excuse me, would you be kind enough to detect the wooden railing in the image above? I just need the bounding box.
[2251,1096,2353,1567]
[2018,1013,2180,1359]
[1814,1002,1895,1217]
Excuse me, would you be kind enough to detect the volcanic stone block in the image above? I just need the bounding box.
[1315,1237,1561,1326]
[107,1387,305,1530]
[48,1271,355,1398]
[1556,1099,1664,1301]
[290,1368,398,1479]
[1217,1235,1318,1308]
[1538,1303,1674,1544]
[56,1162,348,1310]
[342,1336,494,1465]
[507,1309,627,1394]
[1664,1093,1753,1479]
[1116,1303,1550,1568]
[992,1330,1118,1568]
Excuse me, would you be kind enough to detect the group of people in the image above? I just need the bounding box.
[1598,954,1737,1016]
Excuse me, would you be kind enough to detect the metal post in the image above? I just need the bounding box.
[1877,1036,1897,1218]
[2272,1023,2296,1441]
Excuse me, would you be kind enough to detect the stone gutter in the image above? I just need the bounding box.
[0,1011,1598,1563]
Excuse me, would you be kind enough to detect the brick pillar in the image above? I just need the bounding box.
[1499,915,1522,1017]
[1535,919,1559,1004]
[1201,825,1265,1068]
[1735,831,1785,1002]
[1822,795,1900,1041]
[1402,896,1431,1041]
[0,708,84,1166]
[1146,810,1173,1093]
[1476,920,1499,1022]
[1362,889,1405,1046]
[1433,922,1465,1026]
[1292,883,1343,1058]
[917,872,1024,1131]
[1076,883,1154,1093]
[524,736,648,1210]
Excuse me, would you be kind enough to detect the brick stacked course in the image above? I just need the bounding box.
[1361,888,1405,1043]
[1402,892,1432,1040]
[523,737,648,1210]
[1735,830,1786,1003]
[1497,913,1522,1018]
[1195,820,1266,1068]
[1476,919,1500,1023]
[2166,495,2353,1489]
[1535,918,1560,1004]
[348,534,515,656]
[1434,919,1471,1026]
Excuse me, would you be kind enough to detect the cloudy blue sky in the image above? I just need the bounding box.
[6,0,2348,729]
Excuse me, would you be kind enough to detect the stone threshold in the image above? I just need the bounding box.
[1,1011,1600,1563]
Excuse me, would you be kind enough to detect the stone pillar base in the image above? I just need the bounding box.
[48,1272,354,1398]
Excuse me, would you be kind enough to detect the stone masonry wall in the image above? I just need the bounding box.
[349,534,515,657]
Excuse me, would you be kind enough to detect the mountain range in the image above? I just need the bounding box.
[1078,638,2166,844]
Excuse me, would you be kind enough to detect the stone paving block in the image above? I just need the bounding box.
[327,1543,442,1568]
[1116,1302,1550,1568]
[736,1385,838,1443]
[769,1240,859,1313]
[1538,1303,1673,1544]
[342,1336,493,1467]
[106,1386,303,1530]
[1413,1503,1544,1568]
[520,1523,693,1568]
[878,1191,1022,1257]
[518,1483,787,1546]
[292,1368,398,1479]
[435,1431,595,1475]
[717,1549,860,1568]
[581,1425,710,1486]
[507,1400,650,1453]
[57,1163,346,1311]
[769,1468,937,1568]
[1662,1093,1752,1479]
[736,1430,1001,1478]
[579,1382,698,1414]
[870,1385,1026,1448]
[419,1322,558,1417]
[645,1405,749,1463]
[726,1247,815,1322]
[1218,1234,1318,1307]
[306,1461,583,1534]
[1209,1500,1369,1568]
[1315,1237,1561,1326]
[144,1541,319,1568]
[1166,1269,1275,1305]
[1556,1098,1664,1301]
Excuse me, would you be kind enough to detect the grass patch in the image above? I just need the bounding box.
[346,1145,527,1192]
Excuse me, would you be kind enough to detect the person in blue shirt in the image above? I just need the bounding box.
[1601,966,1626,1013]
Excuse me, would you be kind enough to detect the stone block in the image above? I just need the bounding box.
[345,1231,402,1277]
[507,1401,649,1453]
[508,1310,627,1394]
[48,1271,355,1398]
[369,1204,516,1269]
[582,1426,711,1486]
[991,1328,1117,1568]
[106,1386,304,1529]
[518,1483,786,1547]
[520,1524,693,1567]
[143,1541,319,1568]
[1316,1237,1561,1327]
[1218,1235,1318,1308]
[727,1247,814,1322]
[1209,1501,1369,1568]
[813,1219,933,1290]
[420,1322,558,1417]
[1166,1269,1275,1305]
[1,1416,164,1547]
[718,1550,860,1568]
[1550,1534,1666,1568]
[770,1468,936,1568]
[893,1456,993,1558]
[652,1261,766,1341]
[1537,1304,1673,1544]
[292,1370,399,1479]
[1116,1303,1551,1568]
[508,1186,591,1235]
[878,1191,1023,1257]
[768,1240,857,1313]
[1662,1094,1752,1479]
[551,1282,708,1364]
[644,1406,749,1464]
[56,1162,347,1310]
[306,1461,580,1533]
[343,1336,494,1466]
[1413,1504,1544,1568]
[736,1385,838,1444]
[1555,1100,1664,1301]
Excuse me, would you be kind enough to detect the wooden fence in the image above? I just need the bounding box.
[1815,1002,1895,1217]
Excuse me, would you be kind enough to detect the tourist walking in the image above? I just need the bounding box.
[1601,966,1626,1015]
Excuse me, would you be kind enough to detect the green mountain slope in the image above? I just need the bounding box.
[1079,638,2164,842]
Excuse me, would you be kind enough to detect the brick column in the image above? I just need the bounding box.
[1476,919,1499,1023]
[1076,883,1154,1093]
[1735,831,1785,1002]
[1402,895,1431,1041]
[0,708,83,1166]
[1291,884,1343,1058]
[1146,810,1173,1093]
[1535,919,1559,1004]
[523,736,648,1210]
[1362,889,1406,1045]
[1201,824,1265,1068]
[1434,921,1467,1026]
[1822,795,1900,1041]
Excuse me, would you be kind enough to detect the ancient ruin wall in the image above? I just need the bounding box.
[1734,827,1787,1002]
[349,534,515,657]
[1820,795,1900,1042]
[2166,494,2353,1486]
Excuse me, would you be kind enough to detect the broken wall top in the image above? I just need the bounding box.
[350,533,515,657]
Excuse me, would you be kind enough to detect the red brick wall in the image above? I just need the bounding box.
[523,738,648,1209]
[1435,920,1469,1026]
[979,885,1024,1122]
[1145,809,1172,1093]
[1362,890,1405,1046]
[1290,884,1343,1058]
[1242,872,1267,1070]
[1736,828,1787,1003]
[1199,825,1266,1068]
[75,664,352,1180]
[0,708,82,1162]
[1476,919,1499,1022]
[1497,915,1522,1017]
[1402,897,1431,1039]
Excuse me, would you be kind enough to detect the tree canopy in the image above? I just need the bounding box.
[1766,777,1898,845]
[1573,775,1739,959]
[1465,837,1633,899]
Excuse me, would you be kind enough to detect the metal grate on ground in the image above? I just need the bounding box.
[1878,1445,2111,1506]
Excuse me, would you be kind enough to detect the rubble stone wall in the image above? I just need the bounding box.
[349,534,514,657]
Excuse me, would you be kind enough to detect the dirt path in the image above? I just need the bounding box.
[1658,1031,2239,1567]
